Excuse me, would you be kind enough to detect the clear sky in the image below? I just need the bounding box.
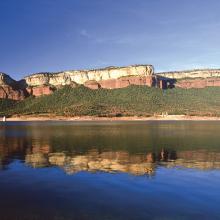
[1,0,220,79]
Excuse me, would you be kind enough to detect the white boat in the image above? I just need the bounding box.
[2,116,6,122]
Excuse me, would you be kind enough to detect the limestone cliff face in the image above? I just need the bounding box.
[24,65,154,87]
[2,65,220,100]
[157,69,220,79]
[156,69,220,89]
[0,65,154,99]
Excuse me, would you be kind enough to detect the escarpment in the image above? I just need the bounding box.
[1,65,220,100]
[157,69,220,79]
[157,69,220,88]
[0,73,27,100]
[0,65,155,100]
[24,65,154,87]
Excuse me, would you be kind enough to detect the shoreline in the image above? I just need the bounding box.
[3,115,220,121]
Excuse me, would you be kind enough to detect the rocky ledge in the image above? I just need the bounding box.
[0,65,220,100]
[24,65,154,86]
[157,69,220,79]
[0,65,155,100]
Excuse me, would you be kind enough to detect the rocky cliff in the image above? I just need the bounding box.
[157,69,220,89]
[1,65,220,100]
[0,73,27,100]
[0,72,16,86]
[157,69,220,79]
[24,65,154,87]
[0,65,155,99]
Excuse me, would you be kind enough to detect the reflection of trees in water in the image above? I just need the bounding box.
[1,136,220,174]
[154,148,177,162]
[0,137,28,169]
[0,132,51,169]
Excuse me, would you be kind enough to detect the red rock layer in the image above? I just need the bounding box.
[84,81,101,90]
[83,76,155,90]
[0,85,26,100]
[176,77,220,88]
[27,86,55,97]
[100,75,154,89]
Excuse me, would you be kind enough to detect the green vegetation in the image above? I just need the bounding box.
[1,85,220,117]
[0,99,17,116]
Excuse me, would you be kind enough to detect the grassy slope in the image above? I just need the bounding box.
[0,85,220,117]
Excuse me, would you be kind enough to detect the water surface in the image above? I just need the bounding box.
[0,121,220,220]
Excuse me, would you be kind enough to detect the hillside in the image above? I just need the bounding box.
[1,85,220,117]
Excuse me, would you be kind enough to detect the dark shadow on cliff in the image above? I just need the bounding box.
[154,76,177,89]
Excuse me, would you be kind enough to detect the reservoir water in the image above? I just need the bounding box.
[0,121,220,220]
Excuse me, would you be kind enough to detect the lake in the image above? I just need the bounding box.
[0,121,220,220]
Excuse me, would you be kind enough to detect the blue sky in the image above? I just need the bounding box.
[1,0,220,79]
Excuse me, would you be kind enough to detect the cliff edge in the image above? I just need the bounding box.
[1,65,220,100]
[24,65,154,87]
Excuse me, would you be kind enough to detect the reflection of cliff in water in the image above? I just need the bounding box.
[1,136,220,175]
[25,149,220,175]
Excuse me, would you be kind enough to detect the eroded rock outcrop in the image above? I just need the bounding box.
[27,86,56,97]
[0,65,155,99]
[157,69,220,89]
[0,72,16,86]
[0,73,27,100]
[24,65,154,87]
[98,75,155,89]
[157,69,220,79]
[0,85,26,100]
[1,66,220,100]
